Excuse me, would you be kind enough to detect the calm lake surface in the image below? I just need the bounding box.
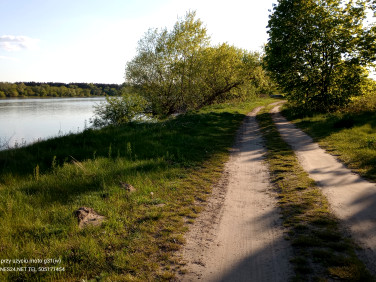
[0,97,105,149]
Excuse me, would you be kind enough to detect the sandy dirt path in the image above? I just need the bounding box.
[178,106,293,282]
[271,105,376,275]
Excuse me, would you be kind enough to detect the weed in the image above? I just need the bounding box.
[33,164,39,181]
[51,155,57,172]
[127,141,132,159]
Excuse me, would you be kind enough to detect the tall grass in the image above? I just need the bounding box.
[0,98,275,281]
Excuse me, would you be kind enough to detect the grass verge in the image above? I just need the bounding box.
[282,108,376,182]
[0,97,275,281]
[256,106,374,281]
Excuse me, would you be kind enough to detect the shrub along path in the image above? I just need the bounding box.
[271,104,376,275]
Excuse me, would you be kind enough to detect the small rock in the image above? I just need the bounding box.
[119,182,136,193]
[74,207,106,229]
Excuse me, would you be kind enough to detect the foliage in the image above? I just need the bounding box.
[126,11,209,115]
[196,44,260,105]
[126,11,268,115]
[91,93,150,127]
[265,0,376,112]
[0,82,122,98]
[346,78,376,112]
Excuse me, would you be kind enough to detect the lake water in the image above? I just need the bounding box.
[0,97,105,149]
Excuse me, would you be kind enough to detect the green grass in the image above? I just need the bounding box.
[0,97,275,281]
[256,106,373,281]
[282,109,376,182]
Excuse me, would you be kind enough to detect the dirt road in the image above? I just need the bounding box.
[178,106,293,281]
[271,105,376,274]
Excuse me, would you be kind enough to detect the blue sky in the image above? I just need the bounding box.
[0,0,276,84]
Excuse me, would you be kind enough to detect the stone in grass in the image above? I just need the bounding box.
[119,182,136,193]
[74,207,106,229]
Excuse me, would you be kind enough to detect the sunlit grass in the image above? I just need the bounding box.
[0,97,276,281]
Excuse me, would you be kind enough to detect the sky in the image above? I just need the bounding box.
[0,0,276,84]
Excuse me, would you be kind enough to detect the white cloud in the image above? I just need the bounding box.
[0,35,39,51]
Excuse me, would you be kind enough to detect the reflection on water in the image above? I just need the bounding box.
[0,97,105,149]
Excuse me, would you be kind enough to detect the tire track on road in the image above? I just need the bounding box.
[178,106,293,282]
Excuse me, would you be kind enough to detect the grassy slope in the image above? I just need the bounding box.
[257,107,373,281]
[0,98,275,281]
[282,109,376,182]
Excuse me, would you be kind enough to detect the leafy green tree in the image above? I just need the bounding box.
[89,84,102,96]
[9,85,19,97]
[24,87,35,96]
[197,43,260,106]
[126,11,209,115]
[67,85,77,97]
[38,84,49,97]
[126,11,264,115]
[126,27,178,114]
[168,11,210,111]
[265,0,376,112]
[16,83,26,96]
[82,89,91,97]
[0,82,16,97]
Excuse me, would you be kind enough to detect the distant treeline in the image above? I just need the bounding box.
[0,82,123,98]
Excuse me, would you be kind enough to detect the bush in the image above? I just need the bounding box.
[91,93,150,127]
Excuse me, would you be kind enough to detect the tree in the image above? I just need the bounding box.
[9,84,19,97]
[265,0,376,112]
[197,44,261,106]
[126,11,209,115]
[16,83,26,96]
[126,11,263,115]
[168,11,210,110]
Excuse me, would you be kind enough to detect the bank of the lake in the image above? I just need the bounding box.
[0,97,277,281]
